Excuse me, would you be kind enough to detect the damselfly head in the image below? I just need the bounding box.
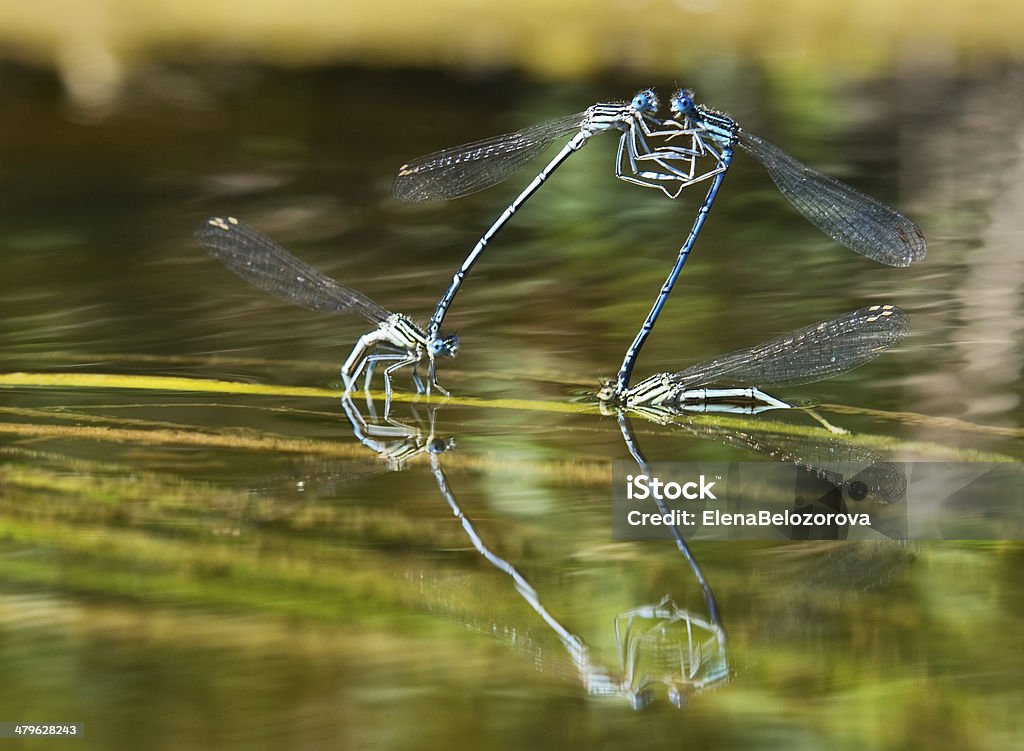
[670,89,696,116]
[596,379,619,403]
[429,333,459,358]
[428,436,456,454]
[631,88,659,114]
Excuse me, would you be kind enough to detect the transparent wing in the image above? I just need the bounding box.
[393,111,588,202]
[738,131,927,267]
[195,216,393,324]
[671,305,909,389]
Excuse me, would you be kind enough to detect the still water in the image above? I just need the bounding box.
[1,63,1023,749]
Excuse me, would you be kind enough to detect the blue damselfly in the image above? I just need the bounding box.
[611,300,911,508]
[604,89,927,399]
[603,304,909,419]
[195,216,458,407]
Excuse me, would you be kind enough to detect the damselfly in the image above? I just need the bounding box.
[195,216,458,407]
[602,304,909,418]
[393,89,700,346]
[603,89,927,400]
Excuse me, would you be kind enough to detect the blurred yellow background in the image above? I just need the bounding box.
[2,0,1022,97]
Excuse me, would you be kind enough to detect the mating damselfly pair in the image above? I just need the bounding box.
[195,85,924,413]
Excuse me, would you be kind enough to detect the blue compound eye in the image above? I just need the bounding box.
[632,89,658,112]
[672,90,694,114]
[433,334,459,358]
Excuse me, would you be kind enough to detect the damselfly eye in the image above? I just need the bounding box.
[596,380,618,402]
[632,89,658,113]
[434,334,459,358]
[672,90,695,114]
